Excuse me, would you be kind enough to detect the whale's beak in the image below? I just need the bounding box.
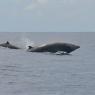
[74,45,80,50]
[76,45,80,49]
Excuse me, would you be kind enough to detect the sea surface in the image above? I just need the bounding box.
[0,32,95,95]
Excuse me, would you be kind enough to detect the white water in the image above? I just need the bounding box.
[21,37,35,49]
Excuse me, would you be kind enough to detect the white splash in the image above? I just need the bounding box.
[21,38,35,49]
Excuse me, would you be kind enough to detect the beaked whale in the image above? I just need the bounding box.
[27,42,80,54]
[0,41,20,49]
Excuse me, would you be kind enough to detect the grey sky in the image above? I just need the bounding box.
[0,0,95,32]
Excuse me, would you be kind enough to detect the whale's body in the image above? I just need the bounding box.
[0,41,20,49]
[28,42,80,54]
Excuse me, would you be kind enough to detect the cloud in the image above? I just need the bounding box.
[64,0,76,5]
[24,0,77,14]
[25,0,48,10]
[1,0,95,32]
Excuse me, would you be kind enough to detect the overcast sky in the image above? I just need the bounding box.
[0,0,95,32]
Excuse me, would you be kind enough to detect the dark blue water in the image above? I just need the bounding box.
[0,32,95,95]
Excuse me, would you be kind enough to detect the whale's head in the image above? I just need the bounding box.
[74,45,80,49]
[64,43,80,53]
[69,44,80,53]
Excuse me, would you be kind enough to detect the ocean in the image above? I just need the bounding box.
[0,32,95,95]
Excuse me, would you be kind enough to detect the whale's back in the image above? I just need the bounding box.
[29,43,80,53]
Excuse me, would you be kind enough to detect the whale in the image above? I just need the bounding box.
[0,41,80,54]
[0,41,20,49]
[27,42,80,54]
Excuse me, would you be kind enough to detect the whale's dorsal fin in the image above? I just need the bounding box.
[6,41,10,45]
[28,46,33,49]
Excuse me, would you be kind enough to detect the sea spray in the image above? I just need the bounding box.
[21,37,35,49]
